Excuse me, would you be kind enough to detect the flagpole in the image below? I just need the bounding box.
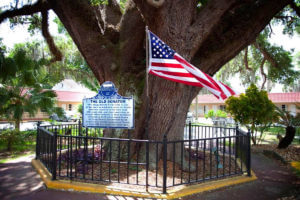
[145,26,150,191]
[145,26,149,140]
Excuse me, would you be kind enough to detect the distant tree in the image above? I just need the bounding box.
[11,37,99,92]
[225,84,277,145]
[0,47,63,133]
[216,29,299,91]
[283,52,300,92]
[77,104,83,115]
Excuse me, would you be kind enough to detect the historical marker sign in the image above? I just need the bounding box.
[82,81,134,129]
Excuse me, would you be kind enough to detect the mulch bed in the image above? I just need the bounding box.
[252,144,300,162]
[57,151,241,191]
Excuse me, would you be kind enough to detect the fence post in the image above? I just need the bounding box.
[188,121,192,181]
[189,121,192,140]
[52,128,58,180]
[235,124,239,158]
[146,140,149,189]
[78,119,82,147]
[247,128,251,176]
[162,133,167,194]
[36,121,41,160]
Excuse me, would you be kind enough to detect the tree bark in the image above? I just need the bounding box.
[278,126,296,149]
[46,0,291,162]
[15,120,20,131]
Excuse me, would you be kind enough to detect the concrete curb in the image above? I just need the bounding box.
[32,159,257,199]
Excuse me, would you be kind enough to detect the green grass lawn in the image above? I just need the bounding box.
[257,126,300,145]
[0,151,34,164]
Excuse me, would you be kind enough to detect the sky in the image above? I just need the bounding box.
[0,1,300,93]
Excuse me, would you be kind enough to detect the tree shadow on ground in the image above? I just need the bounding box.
[0,161,44,200]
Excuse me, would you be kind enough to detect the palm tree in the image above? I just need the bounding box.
[275,106,300,149]
[0,47,63,149]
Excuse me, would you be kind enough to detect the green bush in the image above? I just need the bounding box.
[0,129,36,151]
[205,109,227,119]
[205,110,216,119]
[20,130,36,143]
[0,129,21,151]
[216,110,227,118]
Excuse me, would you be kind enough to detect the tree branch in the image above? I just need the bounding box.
[191,0,290,75]
[0,1,62,62]
[0,1,50,24]
[289,0,300,17]
[274,15,296,19]
[187,0,240,57]
[244,46,252,71]
[253,41,279,68]
[119,1,145,75]
[51,0,118,83]
[93,0,122,43]
[260,58,267,90]
[41,10,62,62]
[268,24,273,37]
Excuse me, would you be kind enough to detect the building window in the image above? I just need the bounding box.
[213,105,217,111]
[281,104,286,111]
[69,104,72,111]
[220,105,226,111]
[204,105,206,114]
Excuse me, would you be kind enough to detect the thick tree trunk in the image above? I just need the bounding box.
[277,126,296,149]
[48,0,290,163]
[15,120,20,131]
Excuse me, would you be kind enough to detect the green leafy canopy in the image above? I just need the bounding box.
[225,84,277,130]
[0,44,63,129]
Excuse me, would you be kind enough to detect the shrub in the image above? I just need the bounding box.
[225,84,277,145]
[204,109,227,119]
[0,129,21,151]
[0,129,36,151]
[216,110,227,118]
[205,110,216,119]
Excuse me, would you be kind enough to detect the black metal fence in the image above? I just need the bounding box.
[36,122,251,193]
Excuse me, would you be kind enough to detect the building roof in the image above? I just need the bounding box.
[52,79,96,102]
[13,81,96,103]
[52,79,93,92]
[55,90,96,102]
[268,93,300,103]
[194,92,300,104]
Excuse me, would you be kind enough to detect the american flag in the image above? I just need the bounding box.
[147,30,237,100]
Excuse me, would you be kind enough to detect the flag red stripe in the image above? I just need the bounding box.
[149,70,203,87]
[173,55,198,71]
[151,70,196,78]
[203,73,223,92]
[151,62,183,68]
[174,55,222,91]
[220,82,236,96]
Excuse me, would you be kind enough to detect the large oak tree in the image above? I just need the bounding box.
[1,0,300,166]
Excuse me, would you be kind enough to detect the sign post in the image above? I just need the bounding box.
[82,81,134,129]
